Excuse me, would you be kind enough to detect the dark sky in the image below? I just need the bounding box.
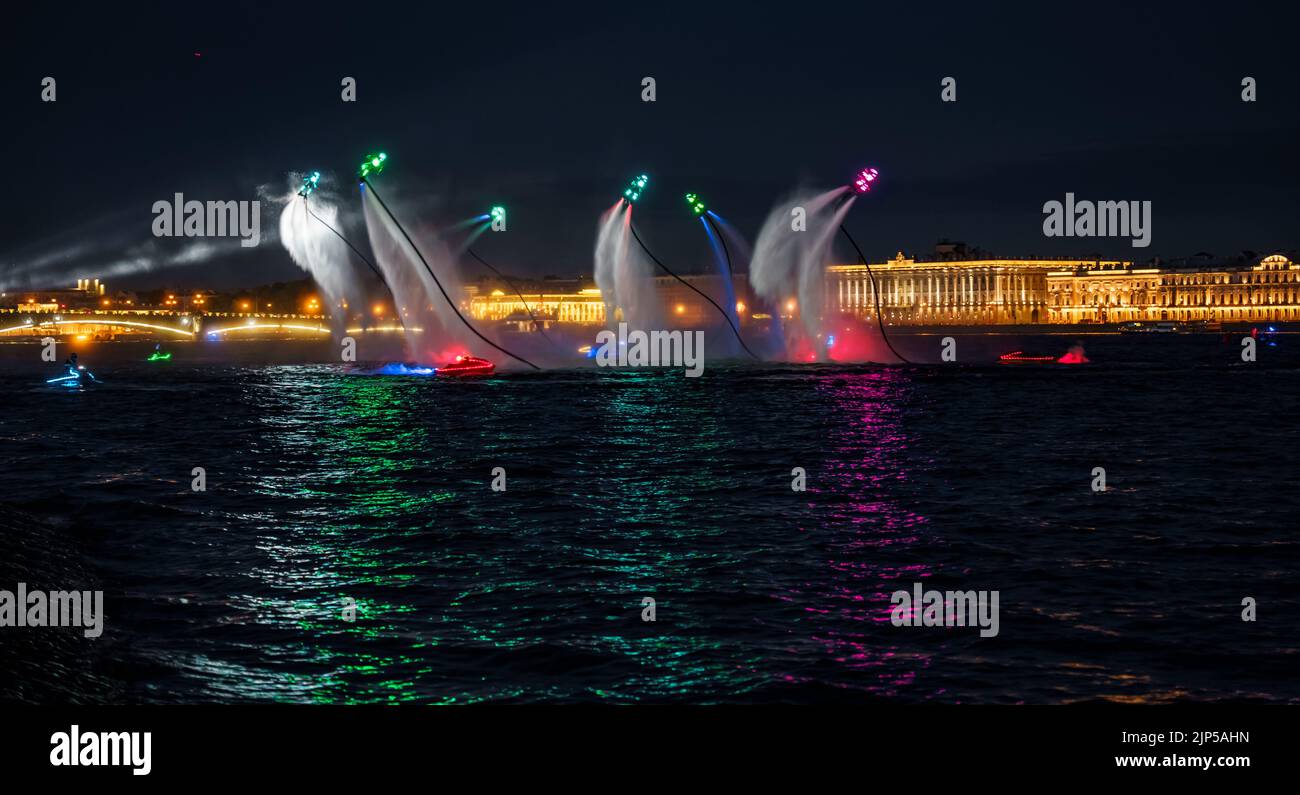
[3,1,1298,290]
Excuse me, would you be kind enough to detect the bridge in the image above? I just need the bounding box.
[0,310,411,340]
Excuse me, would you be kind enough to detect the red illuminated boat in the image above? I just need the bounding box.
[437,354,495,377]
[998,349,1089,365]
[998,350,1057,364]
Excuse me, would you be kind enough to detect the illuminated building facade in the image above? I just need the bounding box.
[827,249,1299,325]
[6,278,108,312]
[465,279,607,329]
[826,251,1129,325]
[1046,253,1300,323]
[465,274,756,330]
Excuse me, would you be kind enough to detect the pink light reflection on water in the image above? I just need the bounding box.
[776,368,941,695]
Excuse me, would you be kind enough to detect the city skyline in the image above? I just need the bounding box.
[6,247,1296,344]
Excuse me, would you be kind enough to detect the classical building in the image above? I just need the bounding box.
[1046,253,1300,323]
[826,249,1131,325]
[826,248,1298,326]
[465,278,606,329]
[465,274,756,330]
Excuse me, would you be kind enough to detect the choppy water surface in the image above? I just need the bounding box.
[2,335,1297,703]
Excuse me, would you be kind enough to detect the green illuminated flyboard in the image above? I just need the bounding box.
[299,171,321,197]
[359,152,388,179]
[685,193,706,215]
[623,174,649,202]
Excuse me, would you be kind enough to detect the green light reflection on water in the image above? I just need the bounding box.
[221,370,458,702]
[209,367,769,702]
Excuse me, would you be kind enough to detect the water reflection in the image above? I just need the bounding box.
[789,368,934,696]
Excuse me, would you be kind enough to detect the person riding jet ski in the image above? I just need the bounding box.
[57,352,98,383]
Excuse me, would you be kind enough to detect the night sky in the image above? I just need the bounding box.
[3,2,1298,290]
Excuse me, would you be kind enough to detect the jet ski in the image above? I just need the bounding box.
[48,365,100,387]
[998,350,1058,364]
[998,348,1089,365]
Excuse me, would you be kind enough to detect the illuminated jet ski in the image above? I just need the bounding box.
[998,350,1057,364]
[148,344,172,361]
[437,354,494,377]
[998,348,1089,365]
[48,362,100,387]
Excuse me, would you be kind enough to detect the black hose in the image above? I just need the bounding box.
[362,179,541,370]
[627,217,759,361]
[837,222,911,364]
[303,195,385,282]
[302,196,404,332]
[465,246,558,347]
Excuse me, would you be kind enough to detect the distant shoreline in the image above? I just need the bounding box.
[0,321,1291,345]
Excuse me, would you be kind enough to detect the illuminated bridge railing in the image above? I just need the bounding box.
[0,307,421,337]
[0,316,198,337]
[0,311,416,339]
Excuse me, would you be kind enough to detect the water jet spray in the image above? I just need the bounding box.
[681,193,758,360]
[358,153,540,370]
[613,175,756,360]
[837,166,910,364]
[297,173,386,284]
